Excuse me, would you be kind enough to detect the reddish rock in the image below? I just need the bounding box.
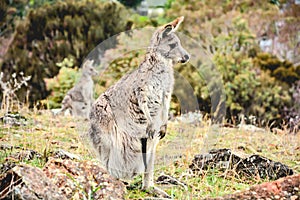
[43,158,125,200]
[0,164,65,200]
[204,174,300,200]
[0,159,125,200]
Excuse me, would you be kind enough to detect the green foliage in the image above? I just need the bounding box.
[164,0,176,9]
[0,0,132,104]
[99,12,292,124]
[0,0,294,126]
[211,18,255,116]
[251,72,290,124]
[158,0,297,124]
[1,0,57,18]
[0,1,8,23]
[43,58,80,109]
[129,14,159,28]
[28,0,57,8]
[212,20,291,124]
[254,53,300,86]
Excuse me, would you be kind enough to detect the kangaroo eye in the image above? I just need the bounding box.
[169,43,177,49]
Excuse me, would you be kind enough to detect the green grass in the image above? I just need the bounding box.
[0,110,299,199]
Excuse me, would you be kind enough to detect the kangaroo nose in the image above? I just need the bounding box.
[184,54,190,61]
[181,54,190,63]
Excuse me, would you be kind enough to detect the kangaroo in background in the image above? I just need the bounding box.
[59,60,98,119]
[88,17,189,197]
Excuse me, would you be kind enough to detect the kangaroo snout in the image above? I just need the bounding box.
[180,54,190,63]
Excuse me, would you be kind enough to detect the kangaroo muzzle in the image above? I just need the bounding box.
[180,54,190,63]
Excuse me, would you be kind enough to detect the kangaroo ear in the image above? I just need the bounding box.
[161,25,173,38]
[160,16,184,38]
[169,16,184,32]
[83,59,94,68]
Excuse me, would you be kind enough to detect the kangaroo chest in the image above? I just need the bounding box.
[146,70,174,115]
[148,74,173,98]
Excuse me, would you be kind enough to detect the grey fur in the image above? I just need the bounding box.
[88,17,189,197]
[59,60,98,118]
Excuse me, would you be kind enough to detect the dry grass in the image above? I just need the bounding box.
[0,110,299,199]
[0,110,92,167]
[127,121,300,199]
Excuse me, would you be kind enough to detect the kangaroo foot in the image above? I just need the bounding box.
[143,186,171,199]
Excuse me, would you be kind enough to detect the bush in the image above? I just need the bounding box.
[42,57,80,109]
[254,53,300,86]
[161,0,297,125]
[98,13,292,125]
[0,0,132,104]
[0,71,31,113]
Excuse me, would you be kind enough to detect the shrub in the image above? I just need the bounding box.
[254,53,300,86]
[0,0,132,104]
[162,0,296,124]
[42,57,80,109]
[98,13,292,125]
[0,71,31,113]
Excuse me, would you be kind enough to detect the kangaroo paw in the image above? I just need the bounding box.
[146,123,156,139]
[159,124,167,139]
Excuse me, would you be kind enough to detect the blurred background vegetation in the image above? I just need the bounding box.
[0,0,299,130]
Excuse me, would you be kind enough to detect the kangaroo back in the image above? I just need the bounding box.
[60,60,98,118]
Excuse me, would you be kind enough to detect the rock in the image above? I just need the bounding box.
[0,145,41,162]
[0,159,125,199]
[237,124,265,132]
[8,150,42,162]
[189,148,242,172]
[0,147,42,176]
[0,161,16,175]
[0,144,18,150]
[43,159,125,200]
[203,174,300,200]
[0,164,65,200]
[52,149,81,160]
[0,113,27,126]
[236,154,294,180]
[190,148,294,180]
[174,111,203,125]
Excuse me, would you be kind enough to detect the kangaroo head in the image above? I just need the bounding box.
[149,16,190,64]
[82,60,98,76]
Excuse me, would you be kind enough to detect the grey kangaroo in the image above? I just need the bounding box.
[59,60,98,119]
[88,16,190,197]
